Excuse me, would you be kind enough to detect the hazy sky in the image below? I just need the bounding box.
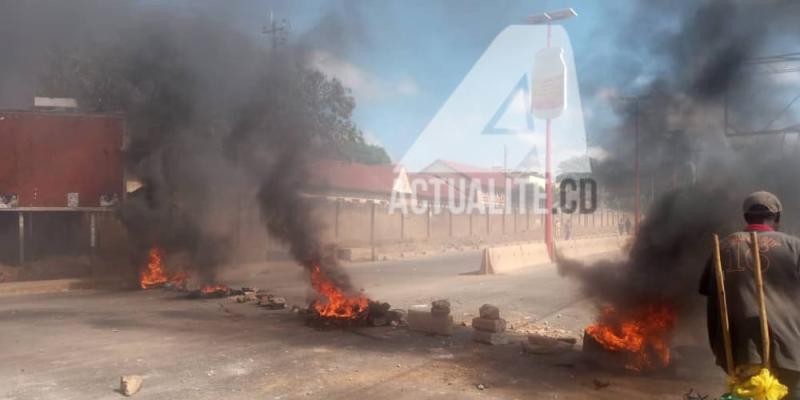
[6,0,799,162]
[191,0,639,160]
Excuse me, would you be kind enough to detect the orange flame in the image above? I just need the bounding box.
[586,304,677,371]
[139,246,189,289]
[310,263,369,319]
[200,285,229,294]
[140,247,169,289]
[172,271,189,287]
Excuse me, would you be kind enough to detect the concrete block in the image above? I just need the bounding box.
[431,309,450,317]
[431,299,450,309]
[472,330,509,345]
[471,317,506,333]
[479,304,500,320]
[407,309,453,336]
[481,242,550,274]
[431,299,451,316]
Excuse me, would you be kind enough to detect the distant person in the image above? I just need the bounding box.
[617,216,625,235]
[699,191,800,398]
[624,216,632,235]
[563,218,572,240]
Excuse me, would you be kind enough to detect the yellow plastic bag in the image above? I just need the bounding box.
[729,368,789,400]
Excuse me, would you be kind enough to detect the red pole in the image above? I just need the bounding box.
[634,99,641,233]
[545,118,553,258]
[544,21,555,259]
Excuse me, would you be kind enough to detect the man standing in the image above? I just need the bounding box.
[699,191,800,398]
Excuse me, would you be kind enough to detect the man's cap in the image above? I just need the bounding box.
[742,191,782,214]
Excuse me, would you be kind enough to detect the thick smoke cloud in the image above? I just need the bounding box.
[0,1,130,108]
[4,1,362,289]
[225,58,362,290]
[561,0,800,317]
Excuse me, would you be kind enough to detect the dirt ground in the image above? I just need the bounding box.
[0,252,726,399]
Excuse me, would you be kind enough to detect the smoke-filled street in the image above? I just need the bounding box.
[3,0,800,398]
[1,252,724,400]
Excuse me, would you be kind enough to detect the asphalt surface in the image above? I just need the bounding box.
[0,251,725,399]
[222,251,589,330]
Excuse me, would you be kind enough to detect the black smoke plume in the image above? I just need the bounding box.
[561,0,800,315]
[224,58,361,290]
[7,2,363,290]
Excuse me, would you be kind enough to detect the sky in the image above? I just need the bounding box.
[194,0,638,161]
[6,0,798,165]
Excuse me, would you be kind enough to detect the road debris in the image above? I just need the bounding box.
[473,329,509,345]
[366,301,392,326]
[258,293,287,310]
[522,333,576,355]
[120,375,143,396]
[431,299,451,316]
[472,304,508,345]
[479,304,500,320]
[407,304,453,336]
[387,309,407,327]
[471,317,506,333]
[235,290,258,303]
[593,379,611,390]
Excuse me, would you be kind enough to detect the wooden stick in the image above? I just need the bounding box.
[750,231,770,369]
[713,234,735,375]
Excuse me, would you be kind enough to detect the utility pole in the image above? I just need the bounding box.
[262,11,290,51]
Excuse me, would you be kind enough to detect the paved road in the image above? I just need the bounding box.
[0,251,723,400]
[223,251,589,330]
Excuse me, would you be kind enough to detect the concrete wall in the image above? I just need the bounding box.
[141,199,634,264]
[321,199,632,249]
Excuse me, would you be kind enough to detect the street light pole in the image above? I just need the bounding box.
[527,8,576,259]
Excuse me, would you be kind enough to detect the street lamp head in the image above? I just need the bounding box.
[526,8,578,24]
[547,8,578,21]
[526,13,551,24]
